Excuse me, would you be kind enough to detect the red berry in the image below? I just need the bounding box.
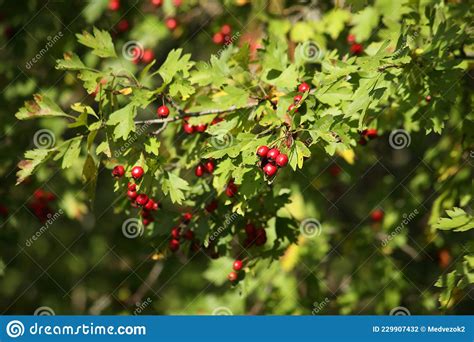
[425,95,432,103]
[204,160,215,173]
[112,165,125,178]
[227,271,238,282]
[127,190,138,200]
[173,0,182,6]
[152,201,159,211]
[206,200,218,213]
[350,43,364,55]
[288,103,298,113]
[142,49,155,64]
[255,228,267,246]
[221,24,232,35]
[136,194,149,206]
[245,223,256,236]
[298,82,310,93]
[223,35,232,45]
[275,153,288,167]
[195,123,207,132]
[365,128,378,140]
[144,199,155,211]
[151,0,162,6]
[128,182,137,191]
[183,123,194,134]
[171,227,181,239]
[141,210,152,218]
[169,239,180,252]
[143,217,154,226]
[358,137,367,146]
[183,230,194,241]
[225,181,238,197]
[195,164,204,177]
[256,145,269,158]
[166,18,178,30]
[371,209,384,222]
[293,94,303,103]
[213,32,224,45]
[233,260,243,271]
[157,105,170,118]
[183,212,193,222]
[347,34,356,44]
[117,19,130,33]
[263,163,278,176]
[131,166,144,180]
[108,0,120,11]
[267,148,280,160]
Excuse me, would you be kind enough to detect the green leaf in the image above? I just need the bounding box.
[161,172,190,204]
[169,79,195,101]
[157,49,194,85]
[350,7,380,41]
[57,137,83,169]
[106,104,137,141]
[56,52,93,71]
[434,207,474,232]
[145,137,160,156]
[96,140,111,157]
[16,149,53,184]
[16,94,72,120]
[82,0,108,24]
[214,86,249,109]
[76,27,116,58]
[82,153,98,204]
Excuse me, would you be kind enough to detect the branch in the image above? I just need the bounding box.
[135,100,260,125]
[378,64,403,72]
[126,261,164,306]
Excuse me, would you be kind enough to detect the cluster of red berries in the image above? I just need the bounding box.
[347,34,364,56]
[225,179,238,197]
[195,159,215,177]
[182,116,222,134]
[358,128,378,146]
[288,82,311,113]
[113,165,160,226]
[256,146,288,177]
[227,259,243,283]
[370,209,384,223]
[157,104,170,118]
[29,189,56,223]
[213,24,233,45]
[243,223,267,247]
[169,212,195,252]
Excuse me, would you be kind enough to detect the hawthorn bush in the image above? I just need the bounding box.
[0,0,473,315]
